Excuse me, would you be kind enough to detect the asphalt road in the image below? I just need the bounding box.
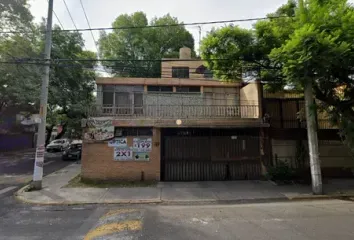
[0,149,74,199]
[1,151,354,239]
[1,199,354,239]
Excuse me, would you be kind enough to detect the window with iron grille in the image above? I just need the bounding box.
[172,67,189,78]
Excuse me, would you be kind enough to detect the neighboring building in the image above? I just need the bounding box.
[0,109,37,151]
[81,47,267,182]
[263,92,354,178]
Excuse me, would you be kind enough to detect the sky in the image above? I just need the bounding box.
[29,0,289,53]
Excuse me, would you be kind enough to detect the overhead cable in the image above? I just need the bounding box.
[0,16,289,34]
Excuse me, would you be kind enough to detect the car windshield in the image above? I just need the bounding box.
[70,144,82,149]
[53,140,63,144]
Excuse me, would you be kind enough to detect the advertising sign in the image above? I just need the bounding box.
[133,138,152,152]
[114,148,133,161]
[108,138,127,147]
[134,152,150,161]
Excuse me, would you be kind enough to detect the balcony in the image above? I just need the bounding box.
[87,104,260,119]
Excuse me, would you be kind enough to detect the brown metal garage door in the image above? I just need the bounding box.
[161,128,262,181]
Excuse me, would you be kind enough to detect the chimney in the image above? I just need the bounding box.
[179,47,191,59]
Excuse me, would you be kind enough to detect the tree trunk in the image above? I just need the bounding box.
[45,125,54,146]
[55,123,67,140]
[304,80,323,194]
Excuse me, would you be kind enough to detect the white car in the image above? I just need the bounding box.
[46,139,70,152]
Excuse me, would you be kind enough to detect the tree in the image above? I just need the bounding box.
[201,0,354,193]
[200,0,297,84]
[201,0,354,149]
[98,12,195,77]
[0,0,34,33]
[44,26,97,144]
[269,0,323,194]
[0,0,41,115]
[0,1,97,142]
[270,0,354,193]
[199,26,255,80]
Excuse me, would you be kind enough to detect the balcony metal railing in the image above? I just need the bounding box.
[87,104,260,119]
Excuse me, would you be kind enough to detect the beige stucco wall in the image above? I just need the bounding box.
[272,139,354,168]
[161,60,209,80]
[239,82,261,118]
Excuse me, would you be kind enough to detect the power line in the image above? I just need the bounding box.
[50,0,65,30]
[0,60,263,70]
[32,58,255,62]
[55,58,272,68]
[0,16,289,34]
[62,0,79,31]
[53,10,64,29]
[0,60,262,81]
[62,0,87,51]
[79,0,99,54]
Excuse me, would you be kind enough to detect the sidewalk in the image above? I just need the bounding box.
[15,164,354,205]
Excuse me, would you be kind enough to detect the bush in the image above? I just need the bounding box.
[267,162,295,181]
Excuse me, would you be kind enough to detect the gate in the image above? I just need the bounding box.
[161,128,262,181]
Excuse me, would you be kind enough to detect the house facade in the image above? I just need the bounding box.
[81,47,269,182]
[263,92,354,178]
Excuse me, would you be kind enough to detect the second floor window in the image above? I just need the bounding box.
[147,86,173,92]
[172,67,189,78]
[176,86,201,93]
[101,85,143,106]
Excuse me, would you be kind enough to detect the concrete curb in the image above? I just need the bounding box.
[15,186,162,205]
[287,194,354,201]
[15,186,354,206]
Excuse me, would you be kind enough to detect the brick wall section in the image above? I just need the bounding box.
[81,128,161,181]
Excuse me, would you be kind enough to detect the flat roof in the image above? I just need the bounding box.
[96,77,241,87]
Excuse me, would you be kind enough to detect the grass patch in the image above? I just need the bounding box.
[65,174,157,188]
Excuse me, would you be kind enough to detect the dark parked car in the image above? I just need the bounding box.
[62,140,82,161]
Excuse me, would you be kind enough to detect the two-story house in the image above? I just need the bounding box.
[81,47,268,182]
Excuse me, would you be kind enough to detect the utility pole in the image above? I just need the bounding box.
[32,0,54,190]
[304,80,322,194]
[299,0,323,194]
[197,25,202,56]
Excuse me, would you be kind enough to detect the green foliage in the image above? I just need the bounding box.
[267,161,295,181]
[98,12,195,77]
[0,0,34,32]
[201,0,354,152]
[200,0,297,84]
[200,26,254,80]
[44,25,96,141]
[270,0,354,152]
[0,1,41,114]
[0,2,97,140]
